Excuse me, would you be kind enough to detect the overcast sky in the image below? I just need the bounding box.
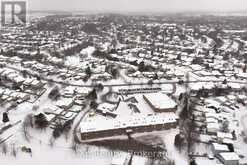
[26,0,247,12]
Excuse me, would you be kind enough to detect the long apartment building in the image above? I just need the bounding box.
[80,113,178,140]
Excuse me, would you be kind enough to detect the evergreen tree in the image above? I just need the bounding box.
[221,120,229,133]
[174,134,183,150]
[48,86,60,100]
[90,101,98,109]
[138,61,145,72]
[2,112,9,123]
[190,159,198,165]
[52,122,63,138]
[34,113,49,129]
[87,89,97,100]
[85,66,92,77]
[243,64,247,73]
[223,79,227,84]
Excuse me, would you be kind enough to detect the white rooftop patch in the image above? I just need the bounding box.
[143,92,177,110]
[80,113,178,133]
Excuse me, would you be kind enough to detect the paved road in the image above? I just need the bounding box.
[72,106,91,144]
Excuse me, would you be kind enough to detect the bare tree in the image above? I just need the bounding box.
[71,140,79,154]
[1,142,8,155]
[49,137,55,148]
[221,120,230,133]
[11,144,17,157]
[25,114,34,128]
[174,134,184,151]
[22,114,34,142]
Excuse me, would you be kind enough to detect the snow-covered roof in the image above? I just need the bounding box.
[18,93,29,99]
[80,113,178,133]
[190,64,203,71]
[31,80,42,86]
[222,138,234,145]
[217,132,233,139]
[207,122,220,132]
[97,103,116,112]
[190,82,215,91]
[143,93,177,110]
[64,86,76,95]
[205,113,220,120]
[24,77,34,83]
[56,98,74,108]
[80,46,96,55]
[203,108,216,113]
[227,83,241,89]
[216,96,227,103]
[206,117,218,123]
[238,95,247,100]
[227,95,237,100]
[13,76,25,83]
[76,87,92,95]
[219,152,240,161]
[212,143,229,151]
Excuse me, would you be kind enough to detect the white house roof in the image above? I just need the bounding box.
[238,95,247,100]
[56,98,74,108]
[76,87,92,95]
[219,152,240,161]
[212,143,229,151]
[64,86,76,95]
[143,93,177,110]
[217,132,233,139]
[207,122,220,131]
[97,103,116,112]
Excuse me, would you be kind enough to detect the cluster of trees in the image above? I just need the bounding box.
[81,23,99,34]
[179,95,190,120]
[95,83,104,92]
[52,120,73,139]
[87,88,97,100]
[83,66,92,82]
[243,64,247,73]
[196,88,209,98]
[191,57,204,65]
[32,14,73,32]
[190,159,198,165]
[106,65,119,79]
[22,113,48,141]
[138,61,155,72]
[221,120,230,133]
[48,86,61,100]
[34,113,49,129]
[174,134,185,151]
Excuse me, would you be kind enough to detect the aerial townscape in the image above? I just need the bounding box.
[0,11,247,165]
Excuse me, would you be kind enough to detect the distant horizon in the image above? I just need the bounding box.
[16,0,247,15]
[26,9,247,15]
